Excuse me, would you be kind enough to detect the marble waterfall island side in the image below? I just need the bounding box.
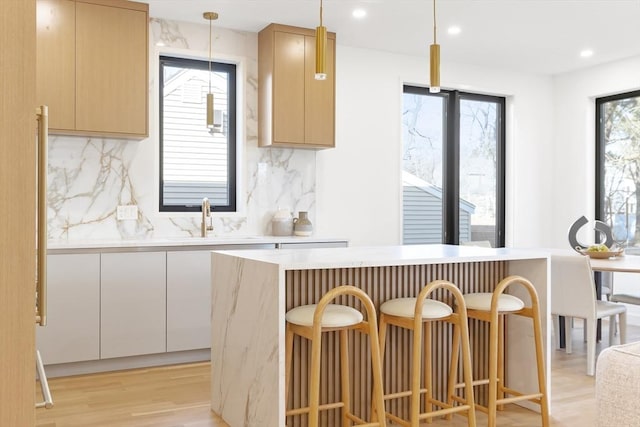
[210,244,550,427]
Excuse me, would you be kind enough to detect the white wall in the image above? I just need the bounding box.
[316,45,555,247]
[551,56,640,248]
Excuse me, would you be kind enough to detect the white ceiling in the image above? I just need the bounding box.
[144,0,640,75]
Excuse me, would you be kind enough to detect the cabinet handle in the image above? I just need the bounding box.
[35,106,48,326]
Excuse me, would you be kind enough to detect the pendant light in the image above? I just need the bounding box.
[203,12,218,130]
[315,0,327,80]
[429,0,441,93]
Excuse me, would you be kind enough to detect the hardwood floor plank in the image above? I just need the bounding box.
[36,321,636,426]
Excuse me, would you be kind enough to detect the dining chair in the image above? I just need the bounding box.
[550,253,627,376]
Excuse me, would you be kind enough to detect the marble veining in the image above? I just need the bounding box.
[211,257,281,426]
[47,18,316,241]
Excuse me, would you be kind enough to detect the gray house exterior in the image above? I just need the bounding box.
[402,171,476,244]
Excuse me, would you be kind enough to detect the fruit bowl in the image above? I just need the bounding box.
[578,248,624,259]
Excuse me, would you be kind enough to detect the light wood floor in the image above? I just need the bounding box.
[36,321,632,427]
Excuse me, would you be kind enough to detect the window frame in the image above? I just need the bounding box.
[158,55,237,213]
[595,89,640,235]
[402,85,506,246]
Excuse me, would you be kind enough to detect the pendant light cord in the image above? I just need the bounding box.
[208,18,212,94]
[433,0,437,44]
[319,0,323,27]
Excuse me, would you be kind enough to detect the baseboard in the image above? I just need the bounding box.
[41,348,210,378]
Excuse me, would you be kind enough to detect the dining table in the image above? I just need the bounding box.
[589,252,640,340]
[590,252,640,273]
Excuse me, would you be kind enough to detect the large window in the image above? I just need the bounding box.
[402,86,505,247]
[596,90,640,249]
[159,56,237,212]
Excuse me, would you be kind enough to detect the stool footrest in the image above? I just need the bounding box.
[387,392,471,426]
[385,412,411,427]
[431,397,474,412]
[286,401,344,416]
[383,388,428,400]
[450,395,478,409]
[347,413,382,426]
[499,387,543,405]
[419,404,473,420]
[385,402,473,426]
[287,403,384,426]
[454,377,499,388]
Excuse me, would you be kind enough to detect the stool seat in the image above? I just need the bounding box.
[463,292,524,312]
[380,297,453,319]
[285,303,364,328]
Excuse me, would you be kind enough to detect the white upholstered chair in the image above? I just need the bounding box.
[550,253,627,376]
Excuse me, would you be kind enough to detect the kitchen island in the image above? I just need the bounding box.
[210,244,550,426]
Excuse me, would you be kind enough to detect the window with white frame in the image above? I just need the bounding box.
[159,56,237,212]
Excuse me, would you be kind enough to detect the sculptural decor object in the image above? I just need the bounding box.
[568,215,614,252]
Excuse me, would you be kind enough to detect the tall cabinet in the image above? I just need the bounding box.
[1,0,37,424]
[36,0,148,138]
[258,24,336,149]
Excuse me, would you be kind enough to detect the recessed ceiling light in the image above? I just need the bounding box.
[156,41,166,47]
[447,26,461,35]
[580,49,594,58]
[352,8,366,19]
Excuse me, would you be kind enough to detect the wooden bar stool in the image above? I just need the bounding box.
[455,275,549,427]
[284,285,386,427]
[377,280,476,427]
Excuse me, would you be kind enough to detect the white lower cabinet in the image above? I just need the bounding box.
[43,240,346,369]
[100,251,166,359]
[37,253,100,364]
[166,251,212,352]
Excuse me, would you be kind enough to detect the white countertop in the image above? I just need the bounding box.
[47,235,348,251]
[213,244,549,270]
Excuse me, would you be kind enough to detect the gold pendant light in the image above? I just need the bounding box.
[203,12,218,130]
[429,0,441,93]
[315,0,327,80]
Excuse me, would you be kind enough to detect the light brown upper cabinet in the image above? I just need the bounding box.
[36,0,148,139]
[258,24,336,149]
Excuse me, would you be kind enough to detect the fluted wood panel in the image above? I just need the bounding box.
[285,261,506,426]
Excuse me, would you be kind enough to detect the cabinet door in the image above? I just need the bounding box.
[304,36,335,147]
[36,0,75,131]
[167,251,212,352]
[75,2,147,136]
[101,252,166,359]
[37,254,100,364]
[273,31,305,144]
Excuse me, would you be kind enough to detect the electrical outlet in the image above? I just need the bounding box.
[116,205,138,220]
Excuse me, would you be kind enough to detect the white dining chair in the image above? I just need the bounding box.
[550,253,627,376]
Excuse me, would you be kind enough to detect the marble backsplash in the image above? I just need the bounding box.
[47,18,316,241]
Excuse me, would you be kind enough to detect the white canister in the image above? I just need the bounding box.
[271,209,293,236]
